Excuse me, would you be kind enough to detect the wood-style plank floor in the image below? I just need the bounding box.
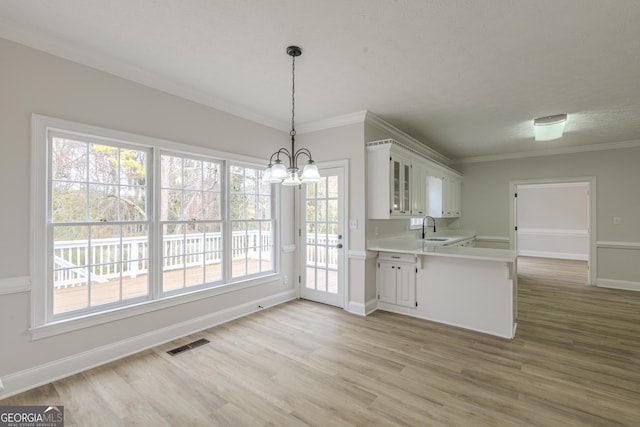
[3,257,640,426]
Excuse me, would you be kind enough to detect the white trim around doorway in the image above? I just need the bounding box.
[508,176,597,285]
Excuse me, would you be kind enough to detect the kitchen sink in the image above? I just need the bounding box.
[424,238,448,241]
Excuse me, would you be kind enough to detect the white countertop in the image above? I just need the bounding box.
[367,236,516,262]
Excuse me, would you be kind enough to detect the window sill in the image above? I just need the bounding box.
[29,273,281,340]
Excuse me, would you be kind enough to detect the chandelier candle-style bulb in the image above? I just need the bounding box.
[300,161,321,183]
[264,45,318,186]
[282,171,302,186]
[270,161,288,180]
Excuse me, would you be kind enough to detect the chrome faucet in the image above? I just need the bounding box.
[422,216,436,239]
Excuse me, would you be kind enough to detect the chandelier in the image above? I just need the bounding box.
[263,46,321,185]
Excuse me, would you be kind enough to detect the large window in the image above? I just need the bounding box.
[160,153,224,293]
[34,116,278,328]
[50,135,150,317]
[230,165,274,279]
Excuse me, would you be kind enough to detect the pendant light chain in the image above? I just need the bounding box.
[290,53,296,137]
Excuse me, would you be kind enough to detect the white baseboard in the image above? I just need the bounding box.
[517,250,588,261]
[347,300,366,316]
[365,298,379,315]
[0,290,296,400]
[347,298,379,316]
[596,278,640,292]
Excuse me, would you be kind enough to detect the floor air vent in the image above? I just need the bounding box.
[167,338,210,356]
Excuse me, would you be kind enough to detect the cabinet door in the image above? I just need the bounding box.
[411,163,426,216]
[402,162,411,214]
[445,175,462,217]
[396,263,416,308]
[427,175,444,217]
[451,176,462,216]
[391,157,402,215]
[377,260,397,304]
[391,155,411,216]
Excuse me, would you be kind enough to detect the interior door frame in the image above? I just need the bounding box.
[296,159,349,309]
[508,176,596,285]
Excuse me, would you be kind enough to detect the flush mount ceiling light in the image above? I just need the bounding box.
[264,46,321,186]
[533,113,568,141]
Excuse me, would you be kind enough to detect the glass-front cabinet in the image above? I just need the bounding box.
[390,154,412,216]
[366,139,461,219]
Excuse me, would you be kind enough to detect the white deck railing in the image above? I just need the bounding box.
[306,234,339,269]
[54,231,338,288]
[53,231,272,288]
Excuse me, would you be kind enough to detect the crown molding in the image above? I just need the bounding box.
[452,139,640,164]
[0,20,289,132]
[297,111,368,134]
[363,112,451,166]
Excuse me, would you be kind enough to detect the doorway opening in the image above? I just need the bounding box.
[509,177,596,285]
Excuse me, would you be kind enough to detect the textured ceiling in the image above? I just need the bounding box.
[1,0,640,160]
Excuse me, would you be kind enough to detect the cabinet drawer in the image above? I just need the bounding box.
[378,252,416,263]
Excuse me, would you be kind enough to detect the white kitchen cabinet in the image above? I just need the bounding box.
[411,162,427,216]
[391,154,412,216]
[377,260,397,304]
[376,253,417,308]
[367,140,461,219]
[396,263,417,308]
[427,171,462,218]
[447,174,462,217]
[426,174,444,218]
[367,144,413,219]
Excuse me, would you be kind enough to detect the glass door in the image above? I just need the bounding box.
[300,166,345,307]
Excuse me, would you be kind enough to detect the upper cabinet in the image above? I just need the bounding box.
[426,170,462,218]
[367,140,462,219]
[367,143,413,218]
[391,153,412,216]
[446,174,462,217]
[411,162,427,216]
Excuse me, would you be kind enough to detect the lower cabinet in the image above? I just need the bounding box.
[376,253,417,308]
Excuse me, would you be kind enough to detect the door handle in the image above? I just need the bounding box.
[336,243,343,249]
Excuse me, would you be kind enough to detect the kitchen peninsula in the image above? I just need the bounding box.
[368,236,518,339]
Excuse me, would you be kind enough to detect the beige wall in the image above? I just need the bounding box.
[297,124,368,310]
[0,38,296,389]
[460,146,640,285]
[517,184,589,229]
[516,183,589,259]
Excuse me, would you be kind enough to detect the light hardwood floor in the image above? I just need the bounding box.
[3,257,640,426]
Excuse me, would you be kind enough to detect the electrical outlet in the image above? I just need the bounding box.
[349,219,358,229]
[283,275,288,284]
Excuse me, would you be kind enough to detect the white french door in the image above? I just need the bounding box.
[299,166,346,307]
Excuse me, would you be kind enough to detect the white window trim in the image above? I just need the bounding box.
[31,114,281,340]
[228,160,277,281]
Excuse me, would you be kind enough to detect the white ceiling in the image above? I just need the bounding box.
[2,0,640,160]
